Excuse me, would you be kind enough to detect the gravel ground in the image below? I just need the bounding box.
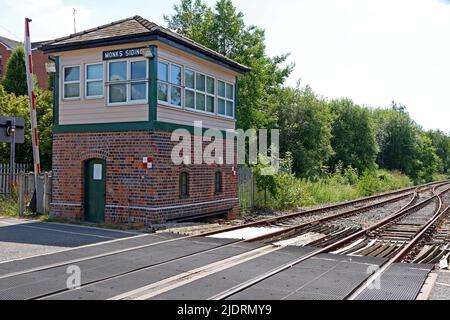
[399,198,439,225]
[434,183,450,195]
[273,194,414,228]
[441,190,450,204]
[249,191,413,221]
[331,197,413,229]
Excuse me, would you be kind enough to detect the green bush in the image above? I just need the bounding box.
[253,155,413,210]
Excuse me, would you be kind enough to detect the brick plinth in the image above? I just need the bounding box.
[50,130,238,225]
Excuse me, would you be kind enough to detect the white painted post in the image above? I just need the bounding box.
[24,18,41,186]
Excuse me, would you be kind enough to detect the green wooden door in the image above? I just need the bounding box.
[84,159,106,223]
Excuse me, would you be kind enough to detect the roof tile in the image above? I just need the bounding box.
[42,15,249,73]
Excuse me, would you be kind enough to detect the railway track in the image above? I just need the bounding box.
[204,183,450,300]
[0,180,447,300]
[409,188,450,267]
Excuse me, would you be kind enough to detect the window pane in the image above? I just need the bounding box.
[87,64,103,80]
[170,86,182,106]
[170,65,182,85]
[185,90,195,109]
[185,70,194,89]
[109,62,126,81]
[86,81,103,97]
[218,98,225,115]
[196,73,205,92]
[206,96,214,113]
[218,81,225,97]
[131,61,146,80]
[157,82,168,101]
[226,101,234,117]
[131,82,146,101]
[206,77,215,94]
[109,83,126,103]
[215,172,222,193]
[64,66,80,82]
[226,83,234,100]
[180,173,188,197]
[196,93,205,111]
[64,83,79,98]
[158,62,168,81]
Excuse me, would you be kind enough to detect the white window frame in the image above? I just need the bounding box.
[157,60,183,109]
[85,63,104,99]
[217,79,235,119]
[62,65,81,100]
[184,68,216,115]
[106,58,148,106]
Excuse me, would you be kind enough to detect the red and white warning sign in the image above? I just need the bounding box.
[142,157,153,169]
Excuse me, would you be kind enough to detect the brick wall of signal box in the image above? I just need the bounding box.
[50,130,239,225]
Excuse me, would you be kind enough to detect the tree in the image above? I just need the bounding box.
[372,108,417,176]
[275,85,334,177]
[0,85,53,170]
[329,98,378,173]
[165,0,293,130]
[412,132,442,182]
[2,46,28,96]
[428,130,450,174]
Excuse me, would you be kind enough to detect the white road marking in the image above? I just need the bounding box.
[0,233,149,266]
[436,282,450,287]
[0,220,117,240]
[0,233,196,280]
[207,226,285,240]
[109,245,280,300]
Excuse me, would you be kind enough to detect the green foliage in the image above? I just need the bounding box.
[428,130,450,173]
[0,85,53,170]
[275,85,334,177]
[372,107,447,183]
[252,156,412,210]
[47,73,54,91]
[329,98,378,173]
[357,170,412,196]
[165,0,293,130]
[0,197,20,217]
[2,47,28,96]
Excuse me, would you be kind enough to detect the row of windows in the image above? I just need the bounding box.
[63,60,148,105]
[179,171,223,198]
[157,61,235,118]
[62,58,235,118]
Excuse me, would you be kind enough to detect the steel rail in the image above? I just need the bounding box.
[200,180,447,237]
[345,187,449,300]
[208,186,448,300]
[27,184,439,300]
[1,180,440,282]
[1,182,445,301]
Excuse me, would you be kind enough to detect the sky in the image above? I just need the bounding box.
[0,0,449,132]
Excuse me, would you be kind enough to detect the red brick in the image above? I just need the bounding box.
[50,130,238,225]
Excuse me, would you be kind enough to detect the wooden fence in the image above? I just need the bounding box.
[0,163,30,195]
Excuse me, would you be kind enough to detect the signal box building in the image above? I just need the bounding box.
[41,16,249,225]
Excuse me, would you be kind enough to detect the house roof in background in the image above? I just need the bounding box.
[0,35,46,51]
[0,35,21,50]
[40,15,249,73]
